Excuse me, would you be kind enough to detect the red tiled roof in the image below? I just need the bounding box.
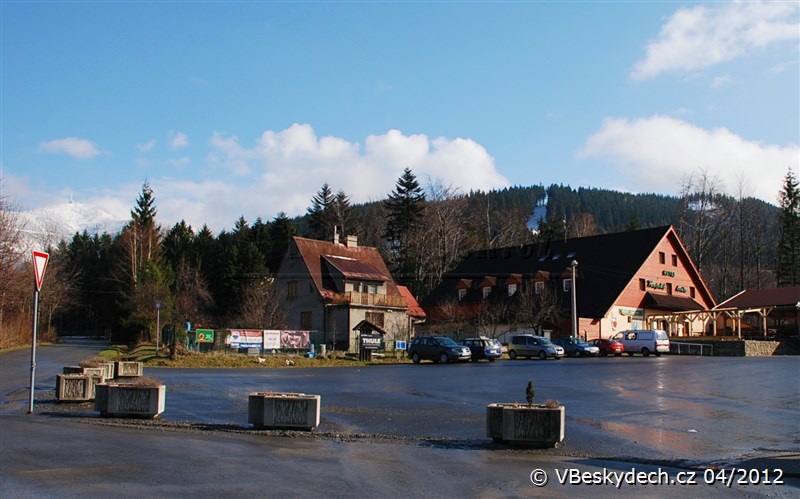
[293,236,401,297]
[716,287,800,309]
[398,286,426,319]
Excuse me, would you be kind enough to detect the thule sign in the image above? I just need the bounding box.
[359,333,384,350]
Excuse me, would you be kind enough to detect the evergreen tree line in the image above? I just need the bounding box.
[1,168,797,347]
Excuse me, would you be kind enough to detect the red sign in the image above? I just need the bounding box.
[32,251,49,291]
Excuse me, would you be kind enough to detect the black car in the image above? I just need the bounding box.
[408,336,471,364]
[460,337,503,362]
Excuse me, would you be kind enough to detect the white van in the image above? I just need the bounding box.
[612,329,669,357]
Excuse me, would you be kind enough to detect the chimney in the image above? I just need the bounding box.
[333,225,339,244]
[346,235,358,248]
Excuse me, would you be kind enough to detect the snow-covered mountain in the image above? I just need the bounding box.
[11,201,128,253]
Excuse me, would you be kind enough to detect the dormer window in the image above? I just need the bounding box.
[563,279,572,292]
[508,283,517,296]
[458,288,466,301]
[482,286,491,299]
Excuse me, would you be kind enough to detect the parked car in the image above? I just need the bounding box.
[552,336,600,357]
[611,329,670,356]
[408,336,471,364]
[507,335,564,360]
[589,338,625,356]
[460,337,503,362]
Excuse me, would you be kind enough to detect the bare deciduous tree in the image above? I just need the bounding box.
[513,282,563,335]
[234,278,285,329]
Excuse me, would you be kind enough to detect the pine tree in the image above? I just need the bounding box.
[384,167,425,247]
[306,183,336,241]
[777,169,800,286]
[266,212,296,273]
[332,189,355,240]
[384,167,425,283]
[117,181,170,342]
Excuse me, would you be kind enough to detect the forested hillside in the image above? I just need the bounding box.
[1,169,790,348]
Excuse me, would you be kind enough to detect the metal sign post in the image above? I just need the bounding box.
[155,300,162,353]
[29,251,49,414]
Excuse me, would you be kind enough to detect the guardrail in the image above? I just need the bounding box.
[670,341,713,356]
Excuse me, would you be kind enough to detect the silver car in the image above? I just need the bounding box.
[507,335,565,360]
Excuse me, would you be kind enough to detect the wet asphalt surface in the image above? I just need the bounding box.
[1,338,798,497]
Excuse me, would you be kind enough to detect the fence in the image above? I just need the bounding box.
[670,341,714,356]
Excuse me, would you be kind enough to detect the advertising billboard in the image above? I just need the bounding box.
[226,329,264,348]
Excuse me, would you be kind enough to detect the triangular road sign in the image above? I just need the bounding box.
[33,251,49,291]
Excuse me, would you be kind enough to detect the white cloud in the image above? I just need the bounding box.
[204,124,509,225]
[23,125,508,233]
[39,137,102,159]
[579,115,800,205]
[137,139,156,152]
[632,2,800,80]
[168,131,189,150]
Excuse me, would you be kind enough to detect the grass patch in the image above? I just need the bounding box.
[105,344,409,368]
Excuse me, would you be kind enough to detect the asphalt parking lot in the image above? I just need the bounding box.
[1,339,798,497]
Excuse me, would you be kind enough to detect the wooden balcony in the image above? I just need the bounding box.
[326,291,407,309]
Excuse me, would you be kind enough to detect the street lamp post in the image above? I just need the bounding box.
[570,260,578,338]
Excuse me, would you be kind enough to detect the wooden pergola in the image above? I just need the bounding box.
[647,304,793,338]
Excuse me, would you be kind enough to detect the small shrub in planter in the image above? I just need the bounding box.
[487,379,565,448]
[95,377,165,418]
[80,358,116,380]
[248,392,321,430]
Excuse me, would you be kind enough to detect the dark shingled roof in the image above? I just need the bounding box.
[422,225,714,319]
[643,292,704,311]
[716,287,800,309]
[322,255,387,282]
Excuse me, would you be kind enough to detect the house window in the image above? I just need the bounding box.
[368,283,378,294]
[508,283,517,296]
[482,286,491,299]
[287,281,298,300]
[639,278,646,291]
[365,312,385,328]
[667,283,672,295]
[659,252,666,264]
[458,288,466,301]
[690,287,696,299]
[563,279,572,292]
[300,311,312,329]
[534,281,544,294]
[672,254,678,266]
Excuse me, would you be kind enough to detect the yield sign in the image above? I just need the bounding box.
[33,250,49,291]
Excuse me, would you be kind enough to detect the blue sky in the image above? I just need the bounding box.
[2,1,798,233]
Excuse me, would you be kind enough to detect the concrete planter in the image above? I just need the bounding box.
[56,374,103,402]
[115,361,144,378]
[98,361,116,380]
[95,383,165,418]
[248,392,320,430]
[81,367,106,381]
[486,403,565,447]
